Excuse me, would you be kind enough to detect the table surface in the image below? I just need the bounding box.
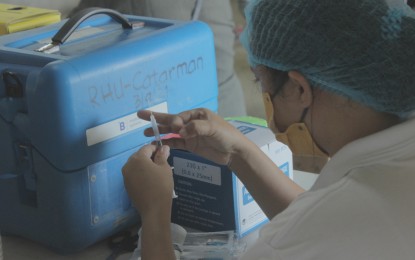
[1,170,318,260]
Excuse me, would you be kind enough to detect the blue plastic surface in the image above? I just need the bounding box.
[0,13,217,253]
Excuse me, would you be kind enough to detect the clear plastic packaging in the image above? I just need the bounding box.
[180,230,247,260]
[130,224,246,260]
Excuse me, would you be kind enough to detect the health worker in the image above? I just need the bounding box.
[122,0,415,259]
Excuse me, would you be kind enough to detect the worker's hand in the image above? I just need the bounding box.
[138,108,248,166]
[122,144,173,219]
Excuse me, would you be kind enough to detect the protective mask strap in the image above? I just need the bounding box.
[299,108,309,122]
[262,92,274,123]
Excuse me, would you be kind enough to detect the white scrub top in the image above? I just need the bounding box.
[242,117,415,260]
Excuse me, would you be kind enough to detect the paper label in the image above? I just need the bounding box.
[173,157,222,186]
[86,102,167,146]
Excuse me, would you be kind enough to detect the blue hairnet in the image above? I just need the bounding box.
[240,0,415,118]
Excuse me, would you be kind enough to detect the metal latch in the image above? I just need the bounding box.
[2,71,23,98]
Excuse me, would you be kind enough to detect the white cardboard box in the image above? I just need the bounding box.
[169,120,293,238]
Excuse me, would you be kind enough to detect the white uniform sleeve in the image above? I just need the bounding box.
[240,239,282,260]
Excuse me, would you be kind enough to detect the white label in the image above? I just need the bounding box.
[86,102,168,146]
[173,157,222,186]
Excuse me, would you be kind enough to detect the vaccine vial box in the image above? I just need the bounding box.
[169,120,293,238]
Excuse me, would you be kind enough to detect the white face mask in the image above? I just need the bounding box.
[263,92,329,173]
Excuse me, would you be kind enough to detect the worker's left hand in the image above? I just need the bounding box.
[122,144,173,220]
[138,108,249,166]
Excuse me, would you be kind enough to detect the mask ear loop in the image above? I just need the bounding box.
[299,82,314,123]
[301,104,329,172]
[299,108,309,122]
[299,100,319,162]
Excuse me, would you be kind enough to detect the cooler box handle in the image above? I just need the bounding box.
[36,7,135,53]
[53,7,133,44]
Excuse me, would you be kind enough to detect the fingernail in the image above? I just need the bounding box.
[137,110,143,118]
[161,145,170,157]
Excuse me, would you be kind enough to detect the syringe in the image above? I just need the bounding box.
[149,111,178,199]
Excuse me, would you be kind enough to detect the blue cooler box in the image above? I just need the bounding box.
[0,8,217,253]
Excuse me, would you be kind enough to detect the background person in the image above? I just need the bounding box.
[122,0,415,259]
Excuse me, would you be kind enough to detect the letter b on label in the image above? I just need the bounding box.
[119,122,126,131]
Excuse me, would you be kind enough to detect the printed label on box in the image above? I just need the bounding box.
[173,157,222,185]
[279,162,290,177]
[234,175,268,236]
[86,102,167,146]
[235,125,256,135]
[242,187,254,205]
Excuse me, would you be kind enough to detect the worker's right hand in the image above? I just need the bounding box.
[122,144,173,219]
[137,108,249,166]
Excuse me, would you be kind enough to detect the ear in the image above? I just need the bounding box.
[287,70,313,108]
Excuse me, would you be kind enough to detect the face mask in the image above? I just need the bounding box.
[263,92,329,173]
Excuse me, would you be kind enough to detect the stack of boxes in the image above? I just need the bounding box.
[169,119,293,238]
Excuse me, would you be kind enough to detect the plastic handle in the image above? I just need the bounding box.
[52,7,133,45]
